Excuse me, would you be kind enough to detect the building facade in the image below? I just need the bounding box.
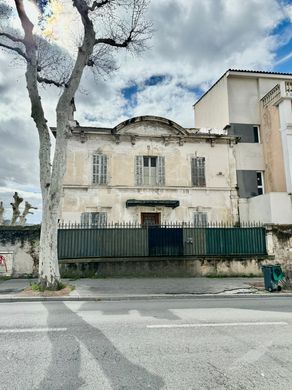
[60,116,239,225]
[194,69,292,224]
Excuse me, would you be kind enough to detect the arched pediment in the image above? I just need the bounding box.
[112,115,187,137]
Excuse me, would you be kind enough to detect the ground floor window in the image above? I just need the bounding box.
[193,212,208,227]
[141,212,161,226]
[81,212,107,226]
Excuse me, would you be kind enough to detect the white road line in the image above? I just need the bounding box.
[0,328,67,334]
[147,321,288,329]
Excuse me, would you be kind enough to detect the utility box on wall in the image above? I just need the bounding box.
[0,252,13,277]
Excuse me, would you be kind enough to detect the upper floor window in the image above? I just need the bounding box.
[229,124,260,143]
[93,154,107,185]
[253,126,260,143]
[256,171,264,195]
[237,170,264,198]
[191,157,206,187]
[135,156,165,186]
[81,212,107,226]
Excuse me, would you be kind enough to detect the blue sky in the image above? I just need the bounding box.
[0,0,291,223]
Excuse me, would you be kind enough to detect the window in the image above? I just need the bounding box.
[237,170,264,198]
[194,212,208,227]
[93,154,107,184]
[135,156,165,186]
[253,126,260,143]
[228,124,260,143]
[81,212,107,226]
[191,157,206,187]
[256,171,264,195]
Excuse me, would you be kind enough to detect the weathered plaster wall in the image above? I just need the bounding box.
[62,128,238,224]
[0,226,40,277]
[261,104,286,192]
[59,256,281,278]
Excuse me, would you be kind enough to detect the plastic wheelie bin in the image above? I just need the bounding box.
[262,265,284,292]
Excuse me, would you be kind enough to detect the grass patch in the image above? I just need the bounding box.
[0,276,12,281]
[206,274,259,278]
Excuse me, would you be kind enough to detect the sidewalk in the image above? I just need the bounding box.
[1,276,290,302]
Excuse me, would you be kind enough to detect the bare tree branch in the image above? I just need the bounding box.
[0,32,24,43]
[89,0,112,11]
[19,201,38,225]
[0,41,28,60]
[95,36,132,47]
[37,75,67,88]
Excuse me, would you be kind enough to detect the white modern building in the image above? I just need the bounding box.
[194,69,292,224]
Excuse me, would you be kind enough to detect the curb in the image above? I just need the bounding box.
[0,293,292,303]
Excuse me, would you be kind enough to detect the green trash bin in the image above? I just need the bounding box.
[262,265,284,292]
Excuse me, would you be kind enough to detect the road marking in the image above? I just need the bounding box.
[147,321,288,329]
[0,328,67,334]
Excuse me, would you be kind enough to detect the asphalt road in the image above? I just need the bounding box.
[0,297,292,390]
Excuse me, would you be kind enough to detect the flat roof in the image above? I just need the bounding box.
[193,69,292,107]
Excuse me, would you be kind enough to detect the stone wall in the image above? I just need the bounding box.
[0,226,40,277]
[266,224,292,278]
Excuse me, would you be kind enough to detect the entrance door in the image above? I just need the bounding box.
[141,212,160,226]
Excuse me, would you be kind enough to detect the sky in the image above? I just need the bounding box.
[0,0,291,224]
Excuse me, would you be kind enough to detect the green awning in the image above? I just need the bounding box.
[126,199,179,209]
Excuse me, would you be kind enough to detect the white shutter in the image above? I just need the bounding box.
[156,156,165,185]
[93,154,107,184]
[135,156,144,185]
[100,155,107,184]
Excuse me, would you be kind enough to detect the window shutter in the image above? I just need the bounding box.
[135,156,144,185]
[93,154,107,185]
[192,157,206,187]
[100,155,107,184]
[156,156,165,185]
[92,212,107,226]
[81,212,91,225]
[194,212,208,227]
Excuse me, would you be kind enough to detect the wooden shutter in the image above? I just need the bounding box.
[81,212,91,225]
[192,157,206,187]
[156,156,165,185]
[100,155,107,184]
[92,212,107,226]
[194,212,208,227]
[135,156,144,185]
[93,154,107,184]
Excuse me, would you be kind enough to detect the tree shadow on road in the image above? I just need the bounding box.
[39,302,165,390]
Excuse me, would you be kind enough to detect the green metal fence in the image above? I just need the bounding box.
[58,222,267,259]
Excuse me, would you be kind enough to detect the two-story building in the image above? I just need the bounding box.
[194,69,292,224]
[60,115,239,225]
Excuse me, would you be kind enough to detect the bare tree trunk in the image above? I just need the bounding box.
[10,192,23,225]
[0,201,4,225]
